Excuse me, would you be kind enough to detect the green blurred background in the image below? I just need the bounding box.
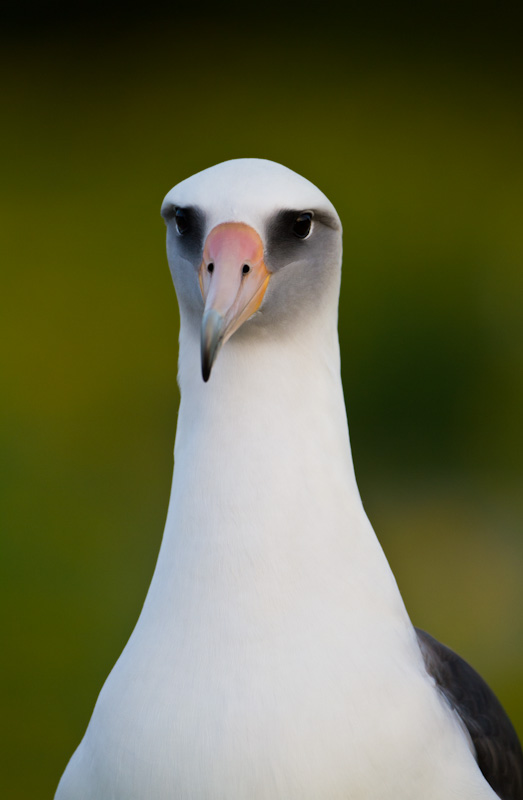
[2,2,522,797]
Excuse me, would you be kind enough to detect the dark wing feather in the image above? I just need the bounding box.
[416,628,523,800]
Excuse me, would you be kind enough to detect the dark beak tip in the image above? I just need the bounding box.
[201,308,225,384]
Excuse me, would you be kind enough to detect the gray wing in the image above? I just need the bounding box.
[416,628,523,800]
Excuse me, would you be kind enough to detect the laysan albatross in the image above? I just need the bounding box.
[55,159,523,799]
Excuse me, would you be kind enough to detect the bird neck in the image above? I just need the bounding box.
[174,312,362,527]
[139,314,406,628]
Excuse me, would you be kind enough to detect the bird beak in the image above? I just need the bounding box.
[199,222,271,381]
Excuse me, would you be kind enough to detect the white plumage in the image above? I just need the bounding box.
[55,159,503,799]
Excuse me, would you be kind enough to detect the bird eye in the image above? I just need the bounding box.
[292,212,313,239]
[174,208,189,235]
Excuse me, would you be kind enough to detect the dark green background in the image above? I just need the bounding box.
[2,3,522,797]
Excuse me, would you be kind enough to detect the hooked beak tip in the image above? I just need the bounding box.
[201,308,225,383]
[201,361,211,383]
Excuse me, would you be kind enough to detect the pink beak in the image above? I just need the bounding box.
[199,222,271,381]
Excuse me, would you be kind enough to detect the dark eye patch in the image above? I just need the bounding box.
[270,210,313,241]
[163,204,206,265]
[265,208,339,271]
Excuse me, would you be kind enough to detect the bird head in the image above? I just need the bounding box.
[161,159,342,381]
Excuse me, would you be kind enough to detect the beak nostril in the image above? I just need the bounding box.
[242,264,251,275]
[208,263,214,273]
